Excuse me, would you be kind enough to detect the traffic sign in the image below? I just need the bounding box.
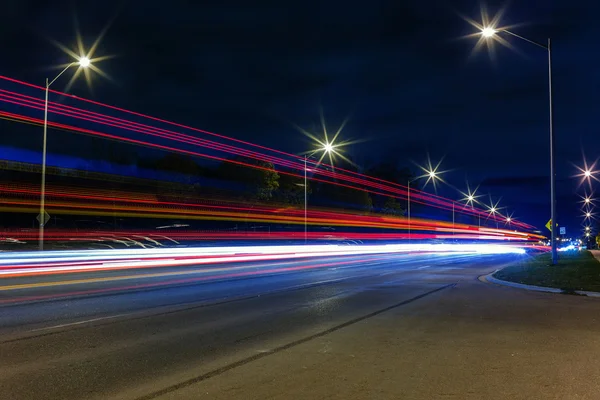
[559,227,566,235]
[545,219,558,232]
[37,211,50,226]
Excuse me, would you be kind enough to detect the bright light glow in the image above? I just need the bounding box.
[78,57,91,68]
[0,244,527,277]
[506,217,511,222]
[415,155,447,192]
[48,25,114,92]
[574,158,599,187]
[559,244,576,252]
[461,5,519,60]
[585,197,591,203]
[482,27,496,37]
[487,196,502,218]
[298,109,358,169]
[586,212,592,218]
[460,184,482,207]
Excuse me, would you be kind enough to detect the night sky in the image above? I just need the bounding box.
[2,0,600,234]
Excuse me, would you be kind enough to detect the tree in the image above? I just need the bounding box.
[382,197,404,216]
[217,156,280,201]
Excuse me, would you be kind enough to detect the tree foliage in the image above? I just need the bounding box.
[276,173,310,205]
[217,156,280,201]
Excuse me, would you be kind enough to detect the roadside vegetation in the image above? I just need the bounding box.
[494,250,600,293]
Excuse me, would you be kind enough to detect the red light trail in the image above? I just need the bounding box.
[0,74,535,231]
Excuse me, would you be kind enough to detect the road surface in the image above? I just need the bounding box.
[1,250,600,399]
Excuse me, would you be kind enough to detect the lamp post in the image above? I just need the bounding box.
[304,155,307,244]
[489,206,499,229]
[408,170,438,242]
[463,192,482,230]
[478,27,557,264]
[301,145,332,244]
[39,57,91,251]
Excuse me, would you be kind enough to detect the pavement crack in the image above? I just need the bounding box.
[134,282,456,400]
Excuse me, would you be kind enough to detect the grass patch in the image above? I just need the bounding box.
[493,250,600,293]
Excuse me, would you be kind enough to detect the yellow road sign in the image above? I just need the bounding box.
[545,219,558,232]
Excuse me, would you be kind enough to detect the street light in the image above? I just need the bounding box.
[301,143,336,244]
[39,56,91,251]
[407,168,441,242]
[476,25,557,265]
[481,27,496,38]
[488,202,501,229]
[460,185,483,229]
[79,56,91,68]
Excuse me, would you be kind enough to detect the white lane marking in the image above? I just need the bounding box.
[29,313,134,332]
[417,265,432,270]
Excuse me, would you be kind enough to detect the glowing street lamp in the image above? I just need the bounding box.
[487,198,503,229]
[301,141,339,244]
[78,56,91,68]
[468,14,558,264]
[408,162,444,242]
[575,160,599,187]
[39,56,92,251]
[481,27,496,38]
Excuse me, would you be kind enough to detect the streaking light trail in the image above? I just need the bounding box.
[0,75,536,231]
[0,244,527,278]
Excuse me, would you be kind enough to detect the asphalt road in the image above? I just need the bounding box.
[2,251,600,399]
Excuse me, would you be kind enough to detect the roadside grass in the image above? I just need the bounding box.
[493,250,600,293]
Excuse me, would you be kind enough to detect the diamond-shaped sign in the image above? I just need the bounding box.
[37,211,50,226]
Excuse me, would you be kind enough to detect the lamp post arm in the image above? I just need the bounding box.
[48,62,76,88]
[502,30,548,50]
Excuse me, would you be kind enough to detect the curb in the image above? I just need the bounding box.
[479,271,600,298]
